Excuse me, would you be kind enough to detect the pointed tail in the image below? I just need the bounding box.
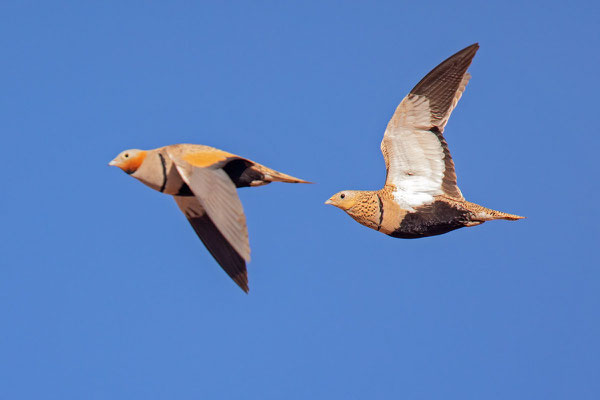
[253,164,312,184]
[487,210,525,221]
[465,201,525,221]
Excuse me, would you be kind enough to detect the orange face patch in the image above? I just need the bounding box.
[182,149,235,168]
[120,151,147,174]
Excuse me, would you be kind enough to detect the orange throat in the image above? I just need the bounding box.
[121,151,147,174]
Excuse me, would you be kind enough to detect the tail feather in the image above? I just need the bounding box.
[254,165,312,184]
[464,201,525,221]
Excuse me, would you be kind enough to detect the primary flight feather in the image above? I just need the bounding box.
[109,144,310,292]
[325,43,524,238]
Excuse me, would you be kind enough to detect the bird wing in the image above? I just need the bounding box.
[174,196,249,292]
[167,146,251,263]
[381,43,478,208]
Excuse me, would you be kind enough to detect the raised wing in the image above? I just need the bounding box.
[174,196,249,292]
[381,43,478,207]
[167,146,251,263]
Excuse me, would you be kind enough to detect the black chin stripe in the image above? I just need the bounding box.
[158,153,167,193]
[376,193,384,231]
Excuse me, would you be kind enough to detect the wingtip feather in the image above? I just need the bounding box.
[234,275,250,293]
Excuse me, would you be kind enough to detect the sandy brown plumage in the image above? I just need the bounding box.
[326,43,524,238]
[110,144,310,292]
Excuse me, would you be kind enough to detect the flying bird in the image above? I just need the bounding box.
[109,144,310,292]
[325,43,524,238]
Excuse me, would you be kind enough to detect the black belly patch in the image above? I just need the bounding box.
[222,158,265,188]
[391,201,471,239]
[176,183,195,196]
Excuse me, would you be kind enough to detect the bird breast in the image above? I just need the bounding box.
[132,149,188,195]
[344,190,409,235]
[346,193,383,232]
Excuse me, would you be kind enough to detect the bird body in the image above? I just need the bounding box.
[326,43,524,238]
[333,188,522,239]
[110,144,309,292]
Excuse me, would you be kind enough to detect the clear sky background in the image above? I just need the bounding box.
[1,1,598,399]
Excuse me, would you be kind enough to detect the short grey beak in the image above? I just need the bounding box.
[108,160,118,167]
[325,199,333,205]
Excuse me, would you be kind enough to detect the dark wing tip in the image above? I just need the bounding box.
[410,43,479,97]
[184,214,250,293]
[233,273,250,293]
[465,42,480,52]
[408,43,479,125]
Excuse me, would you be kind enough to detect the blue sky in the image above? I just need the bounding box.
[1,1,598,399]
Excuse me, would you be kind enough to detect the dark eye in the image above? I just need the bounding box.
[124,153,129,158]
[340,193,345,199]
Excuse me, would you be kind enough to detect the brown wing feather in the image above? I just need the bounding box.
[408,44,478,200]
[429,126,463,199]
[383,44,478,201]
[410,43,478,129]
[408,44,478,199]
[174,196,249,293]
[167,147,251,261]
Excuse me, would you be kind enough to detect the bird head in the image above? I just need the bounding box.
[108,149,147,174]
[325,190,361,211]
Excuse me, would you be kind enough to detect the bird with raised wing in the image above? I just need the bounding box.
[325,43,524,238]
[109,144,310,292]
